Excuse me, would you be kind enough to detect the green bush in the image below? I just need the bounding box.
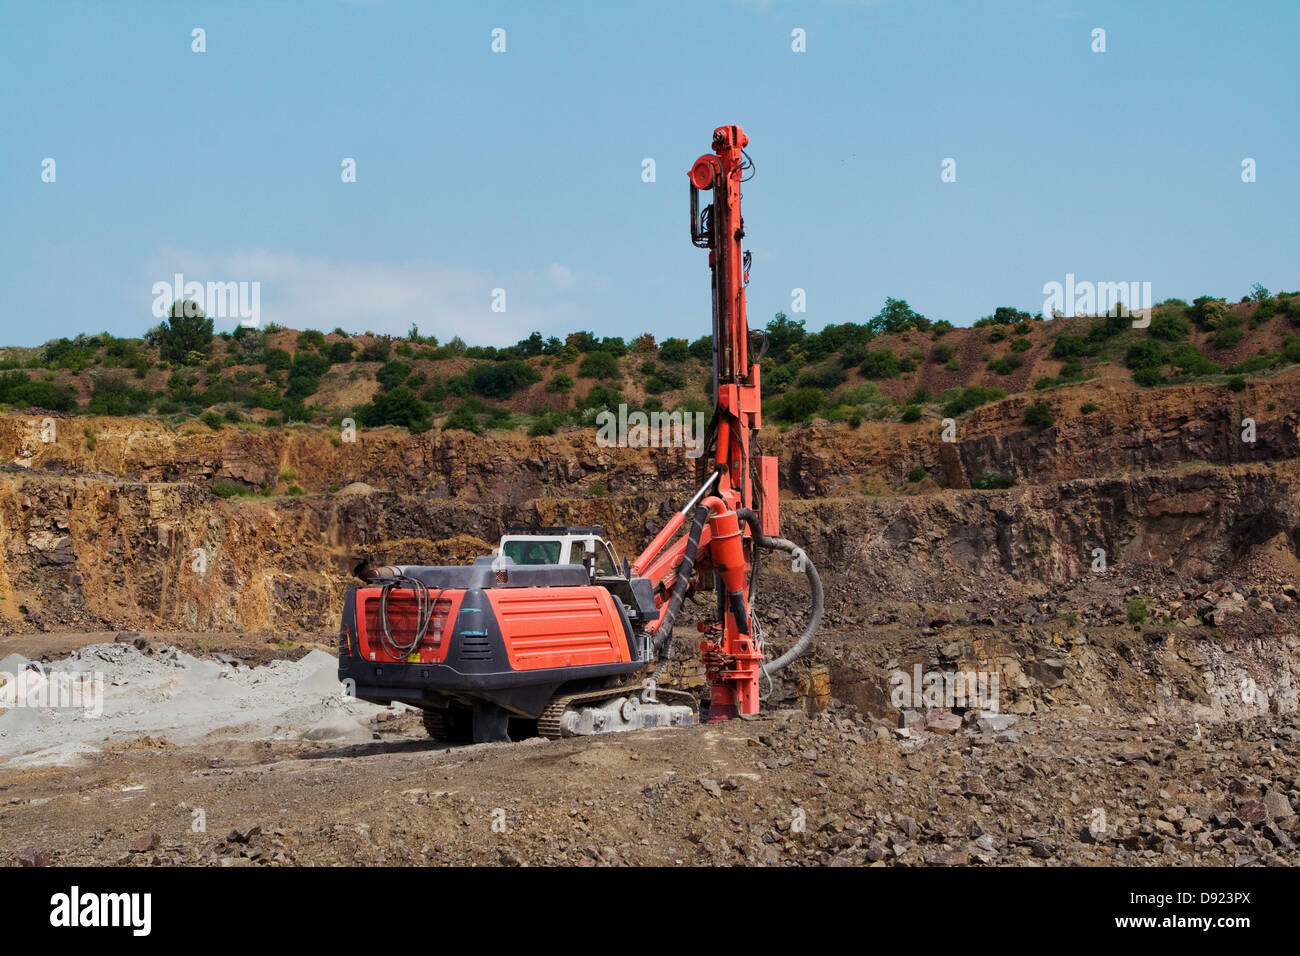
[546,373,573,394]
[1126,598,1150,625]
[579,384,623,414]
[264,348,292,373]
[971,471,1016,490]
[460,360,542,399]
[1023,402,1054,428]
[356,386,432,432]
[528,409,570,436]
[942,385,1006,417]
[156,302,214,365]
[1169,344,1221,376]
[1211,327,1243,350]
[327,341,356,363]
[1148,310,1191,341]
[1080,401,1099,414]
[767,387,824,424]
[211,481,244,498]
[86,373,152,415]
[0,372,77,412]
[860,349,900,379]
[868,297,930,334]
[659,338,690,363]
[200,411,223,430]
[1227,375,1246,392]
[1132,367,1165,387]
[900,404,922,422]
[376,360,411,391]
[907,466,926,483]
[578,351,620,380]
[1010,337,1032,353]
[1124,340,1166,370]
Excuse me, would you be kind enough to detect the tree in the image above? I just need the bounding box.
[868,298,931,335]
[158,300,214,365]
[578,350,620,380]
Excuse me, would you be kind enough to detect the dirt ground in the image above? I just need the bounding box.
[2,624,1297,868]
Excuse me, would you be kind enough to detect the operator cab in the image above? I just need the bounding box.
[497,525,621,578]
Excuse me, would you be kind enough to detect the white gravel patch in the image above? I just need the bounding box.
[0,643,390,767]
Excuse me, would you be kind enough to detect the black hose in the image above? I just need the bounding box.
[736,509,823,675]
[378,575,439,659]
[651,505,709,680]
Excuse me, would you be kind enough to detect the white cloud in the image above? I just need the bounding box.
[143,248,599,346]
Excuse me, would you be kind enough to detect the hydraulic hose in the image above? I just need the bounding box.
[378,574,439,660]
[735,508,823,676]
[650,504,710,680]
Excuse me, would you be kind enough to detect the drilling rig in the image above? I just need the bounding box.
[338,125,823,743]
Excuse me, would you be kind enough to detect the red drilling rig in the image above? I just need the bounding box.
[338,125,822,742]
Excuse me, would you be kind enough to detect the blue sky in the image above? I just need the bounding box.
[2,0,1297,348]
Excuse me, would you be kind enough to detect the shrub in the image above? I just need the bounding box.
[200,411,223,430]
[942,385,1005,417]
[796,361,847,391]
[1051,335,1086,360]
[264,348,292,373]
[211,481,244,498]
[867,297,931,334]
[361,338,393,363]
[1227,375,1246,392]
[156,302,214,365]
[659,338,690,363]
[1211,327,1243,350]
[579,384,623,414]
[462,360,541,399]
[546,373,573,394]
[1080,401,1099,414]
[1132,367,1165,387]
[1124,340,1166,370]
[767,387,824,424]
[327,341,356,363]
[355,386,432,432]
[900,404,922,422]
[1126,598,1150,625]
[930,344,954,364]
[971,471,1016,490]
[86,372,152,415]
[0,372,77,412]
[528,409,570,436]
[860,349,900,379]
[1023,402,1054,429]
[1148,310,1191,341]
[578,351,620,380]
[907,466,926,483]
[376,360,411,391]
[1169,344,1221,376]
[1010,337,1032,353]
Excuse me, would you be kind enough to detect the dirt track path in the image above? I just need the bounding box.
[3,700,1297,867]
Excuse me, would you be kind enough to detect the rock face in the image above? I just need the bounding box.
[0,370,1296,647]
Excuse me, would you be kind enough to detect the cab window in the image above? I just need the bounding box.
[503,539,562,565]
